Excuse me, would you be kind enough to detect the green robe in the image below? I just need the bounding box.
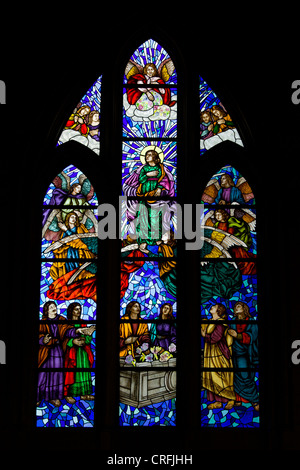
[138,164,163,195]
[66,326,93,396]
[215,216,252,249]
[200,261,242,303]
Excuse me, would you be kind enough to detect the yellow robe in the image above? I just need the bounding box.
[119,315,150,357]
[49,224,96,282]
[202,322,235,401]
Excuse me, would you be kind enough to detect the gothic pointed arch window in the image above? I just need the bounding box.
[200,162,259,426]
[33,36,260,433]
[36,75,102,427]
[120,39,177,426]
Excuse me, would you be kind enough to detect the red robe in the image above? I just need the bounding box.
[47,268,97,302]
[64,323,94,396]
[217,221,257,275]
[120,250,145,299]
[127,73,174,106]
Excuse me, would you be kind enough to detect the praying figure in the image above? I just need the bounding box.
[201,303,236,410]
[120,301,150,358]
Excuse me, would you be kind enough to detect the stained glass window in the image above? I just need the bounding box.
[35,40,259,432]
[37,164,98,427]
[57,75,102,155]
[200,165,259,427]
[120,39,177,426]
[199,76,243,155]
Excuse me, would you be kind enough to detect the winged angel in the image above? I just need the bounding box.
[201,206,257,275]
[124,58,177,122]
[42,170,98,301]
[200,206,257,305]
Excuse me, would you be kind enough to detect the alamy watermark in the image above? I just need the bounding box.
[97,197,205,250]
[291,340,300,365]
[0,80,6,104]
[291,80,300,105]
[0,340,6,364]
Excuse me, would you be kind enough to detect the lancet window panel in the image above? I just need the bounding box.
[200,165,259,428]
[120,39,178,426]
[37,165,98,428]
[34,36,260,431]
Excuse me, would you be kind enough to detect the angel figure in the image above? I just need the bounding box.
[201,207,257,275]
[42,169,98,302]
[65,104,91,137]
[124,59,176,121]
[42,168,95,227]
[44,210,98,302]
[201,168,255,205]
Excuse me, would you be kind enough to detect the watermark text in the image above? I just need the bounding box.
[97,197,204,251]
[0,80,6,104]
[291,80,300,105]
[0,340,6,364]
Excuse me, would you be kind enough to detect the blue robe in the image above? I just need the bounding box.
[232,321,259,402]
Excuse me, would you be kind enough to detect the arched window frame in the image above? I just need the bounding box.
[15,28,266,450]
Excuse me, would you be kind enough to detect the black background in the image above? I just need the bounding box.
[1,9,300,456]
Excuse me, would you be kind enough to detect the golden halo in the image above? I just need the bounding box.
[140,145,164,164]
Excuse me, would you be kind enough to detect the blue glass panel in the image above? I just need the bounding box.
[119,398,176,426]
[36,372,96,427]
[201,374,259,428]
[120,260,176,320]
